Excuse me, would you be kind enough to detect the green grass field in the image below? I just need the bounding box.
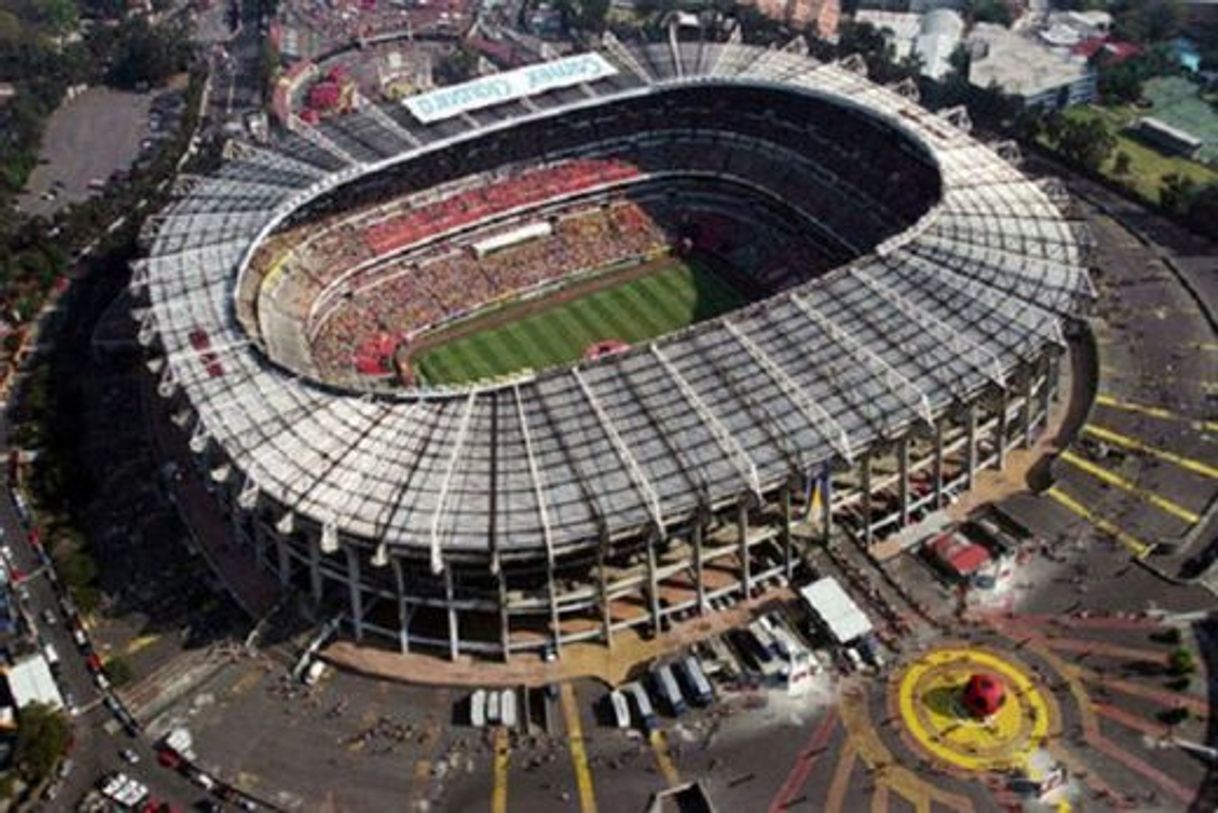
[412,260,747,385]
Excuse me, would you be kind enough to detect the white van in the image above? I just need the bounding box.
[499,689,518,729]
[652,664,687,716]
[470,689,487,728]
[677,656,714,706]
[608,689,631,729]
[622,681,658,732]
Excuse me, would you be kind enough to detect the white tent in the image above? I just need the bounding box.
[798,577,873,644]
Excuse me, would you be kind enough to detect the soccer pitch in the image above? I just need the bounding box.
[412,260,748,385]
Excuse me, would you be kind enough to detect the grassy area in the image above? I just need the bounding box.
[1050,105,1218,204]
[413,259,747,385]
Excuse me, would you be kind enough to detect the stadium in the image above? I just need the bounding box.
[132,35,1093,661]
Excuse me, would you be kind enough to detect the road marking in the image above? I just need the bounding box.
[1059,450,1200,524]
[768,712,839,812]
[1094,394,1218,433]
[649,729,680,786]
[823,741,857,813]
[228,668,263,697]
[1082,423,1218,480]
[1044,486,1153,558]
[870,782,889,813]
[492,726,510,813]
[558,683,598,813]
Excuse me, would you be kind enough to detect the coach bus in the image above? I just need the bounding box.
[677,656,714,707]
[652,663,687,716]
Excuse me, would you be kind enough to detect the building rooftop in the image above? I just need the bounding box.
[968,23,1092,98]
[5,655,63,711]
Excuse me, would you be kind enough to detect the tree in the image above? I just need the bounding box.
[1184,183,1218,240]
[1167,646,1197,676]
[1056,115,1116,171]
[105,656,135,688]
[1113,150,1132,175]
[1111,0,1182,44]
[13,703,71,785]
[970,0,1013,26]
[1159,173,1197,215]
[42,0,78,35]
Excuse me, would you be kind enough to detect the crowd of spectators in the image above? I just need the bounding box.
[309,201,668,379]
[362,159,641,257]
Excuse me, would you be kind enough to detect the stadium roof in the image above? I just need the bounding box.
[135,38,1090,565]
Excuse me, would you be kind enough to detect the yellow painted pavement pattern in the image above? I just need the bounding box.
[840,687,973,812]
[492,726,510,813]
[122,633,161,657]
[649,729,680,786]
[1094,393,1218,434]
[1082,423,1218,480]
[1045,486,1153,558]
[896,648,1051,774]
[558,683,598,813]
[1059,449,1200,524]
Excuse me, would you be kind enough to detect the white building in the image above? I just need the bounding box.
[5,654,64,711]
[968,23,1097,109]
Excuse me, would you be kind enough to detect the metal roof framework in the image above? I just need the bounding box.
[138,42,1089,561]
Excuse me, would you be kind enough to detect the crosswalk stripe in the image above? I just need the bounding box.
[1045,486,1153,559]
[1082,424,1218,480]
[1059,450,1200,524]
[558,683,598,813]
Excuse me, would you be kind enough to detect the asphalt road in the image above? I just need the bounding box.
[0,412,206,808]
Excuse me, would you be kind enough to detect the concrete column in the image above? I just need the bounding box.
[252,520,268,570]
[498,568,510,663]
[1041,355,1054,419]
[861,452,873,547]
[1048,353,1061,403]
[1022,370,1036,448]
[933,421,945,508]
[391,557,409,654]
[692,516,706,615]
[598,547,613,649]
[308,535,323,606]
[780,487,794,583]
[275,535,291,588]
[345,546,364,641]
[897,438,910,528]
[645,533,663,636]
[548,560,562,657]
[821,470,833,545]
[737,498,751,599]
[995,387,1009,470]
[965,403,978,491]
[444,565,459,661]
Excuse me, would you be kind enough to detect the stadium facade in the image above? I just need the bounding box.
[132,35,1092,660]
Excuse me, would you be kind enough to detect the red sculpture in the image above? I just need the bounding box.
[962,673,1006,718]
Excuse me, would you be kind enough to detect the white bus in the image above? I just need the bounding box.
[652,664,687,716]
[677,656,714,706]
[499,689,518,729]
[470,689,486,728]
[622,681,658,732]
[607,689,631,729]
[487,688,501,725]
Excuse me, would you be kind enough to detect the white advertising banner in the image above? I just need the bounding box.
[404,52,618,124]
